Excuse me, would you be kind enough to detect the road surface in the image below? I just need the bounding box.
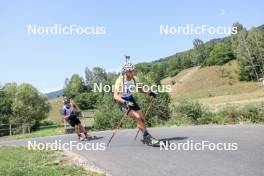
[1,125,263,176]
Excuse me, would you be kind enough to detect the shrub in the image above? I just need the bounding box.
[74,92,98,110]
[93,91,172,130]
[166,116,193,126]
[218,106,240,124]
[175,99,205,121]
[217,103,264,124]
[240,104,264,123]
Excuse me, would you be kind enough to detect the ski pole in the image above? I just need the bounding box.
[134,97,155,140]
[107,114,127,147]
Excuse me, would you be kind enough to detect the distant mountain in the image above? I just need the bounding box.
[45,89,63,99]
[257,24,264,30]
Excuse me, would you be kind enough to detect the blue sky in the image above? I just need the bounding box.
[0,0,263,93]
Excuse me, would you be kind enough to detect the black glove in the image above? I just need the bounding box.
[124,100,135,109]
[149,91,156,98]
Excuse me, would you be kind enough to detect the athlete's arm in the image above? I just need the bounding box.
[114,76,126,104]
[114,89,126,104]
[70,99,81,112]
[63,109,70,120]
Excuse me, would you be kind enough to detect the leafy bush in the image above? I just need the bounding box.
[218,106,240,124]
[206,42,234,66]
[217,103,264,124]
[74,92,98,110]
[175,99,206,121]
[11,84,50,127]
[93,93,123,130]
[166,116,193,126]
[93,91,172,130]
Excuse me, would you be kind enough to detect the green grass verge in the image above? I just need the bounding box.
[0,146,103,176]
[0,126,65,142]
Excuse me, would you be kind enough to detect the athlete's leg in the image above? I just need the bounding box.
[137,110,145,124]
[127,110,146,132]
[74,124,81,136]
[78,123,91,137]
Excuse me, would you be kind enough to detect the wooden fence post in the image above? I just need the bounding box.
[9,124,12,136]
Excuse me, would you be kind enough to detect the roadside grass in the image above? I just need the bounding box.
[0,146,103,176]
[0,125,65,141]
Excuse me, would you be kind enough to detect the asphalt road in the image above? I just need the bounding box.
[1,125,264,176]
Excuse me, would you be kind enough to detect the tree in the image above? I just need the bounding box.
[235,28,264,81]
[206,41,234,66]
[0,91,12,123]
[231,22,245,58]
[84,67,93,85]
[85,67,107,85]
[74,92,99,110]
[0,83,18,123]
[247,28,264,79]
[3,83,18,99]
[63,74,85,98]
[11,83,50,127]
[193,38,207,65]
[64,77,69,88]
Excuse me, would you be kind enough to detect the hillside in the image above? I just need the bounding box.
[45,89,63,99]
[161,60,264,108]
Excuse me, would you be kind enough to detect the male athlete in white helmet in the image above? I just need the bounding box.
[113,56,158,145]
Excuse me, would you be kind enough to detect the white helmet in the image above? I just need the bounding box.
[122,55,135,73]
[122,62,135,73]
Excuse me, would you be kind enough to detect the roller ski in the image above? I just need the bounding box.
[85,134,100,141]
[79,133,98,141]
[141,133,160,147]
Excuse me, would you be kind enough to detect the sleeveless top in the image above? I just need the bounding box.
[114,75,138,98]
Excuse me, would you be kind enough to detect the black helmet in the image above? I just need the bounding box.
[63,98,70,105]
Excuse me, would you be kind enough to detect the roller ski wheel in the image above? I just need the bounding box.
[141,135,160,147]
[86,135,99,141]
